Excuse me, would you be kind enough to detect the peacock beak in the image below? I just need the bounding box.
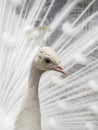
[55,66,67,76]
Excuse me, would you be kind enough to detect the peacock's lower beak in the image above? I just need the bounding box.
[55,66,67,76]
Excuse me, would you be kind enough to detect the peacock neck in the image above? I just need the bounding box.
[14,61,42,130]
[28,60,42,99]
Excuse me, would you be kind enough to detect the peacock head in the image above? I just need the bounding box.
[34,47,67,75]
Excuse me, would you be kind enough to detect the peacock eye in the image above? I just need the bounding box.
[44,57,51,64]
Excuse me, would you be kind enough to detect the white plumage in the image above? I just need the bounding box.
[13,47,66,130]
[0,0,98,130]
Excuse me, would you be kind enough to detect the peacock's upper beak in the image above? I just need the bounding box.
[55,66,67,76]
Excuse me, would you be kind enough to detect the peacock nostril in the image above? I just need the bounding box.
[55,66,68,76]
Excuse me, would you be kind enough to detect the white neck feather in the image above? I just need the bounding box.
[14,61,42,130]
